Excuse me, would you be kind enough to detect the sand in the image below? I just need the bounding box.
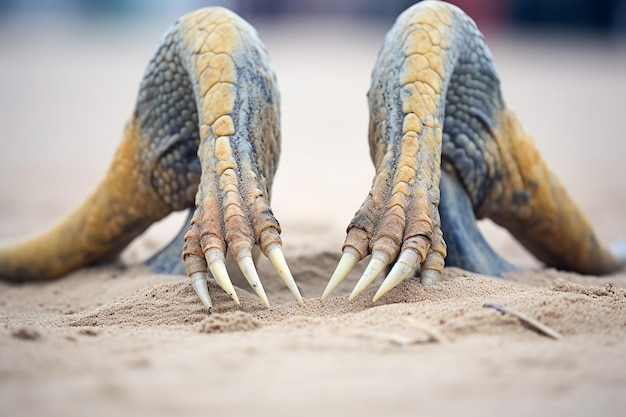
[1,15,626,417]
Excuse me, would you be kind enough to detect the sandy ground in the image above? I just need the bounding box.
[1,13,626,417]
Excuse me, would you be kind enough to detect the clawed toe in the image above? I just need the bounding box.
[236,252,270,307]
[324,245,443,303]
[373,250,420,301]
[267,245,304,304]
[420,268,442,286]
[206,252,240,305]
[190,271,213,309]
[186,243,302,308]
[321,248,359,300]
[350,253,387,300]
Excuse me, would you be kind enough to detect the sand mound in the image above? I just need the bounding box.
[43,254,625,347]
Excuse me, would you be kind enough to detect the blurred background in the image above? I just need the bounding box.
[0,0,625,32]
[0,0,625,264]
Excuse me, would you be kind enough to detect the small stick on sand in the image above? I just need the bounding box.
[483,302,563,340]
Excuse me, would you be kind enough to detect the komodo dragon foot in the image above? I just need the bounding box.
[322,0,624,301]
[0,7,302,309]
[0,2,623,310]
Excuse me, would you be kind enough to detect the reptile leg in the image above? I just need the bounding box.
[322,1,452,301]
[322,0,623,302]
[0,118,179,281]
[439,161,517,276]
[0,7,302,308]
[475,108,623,275]
[145,210,194,276]
[176,9,302,308]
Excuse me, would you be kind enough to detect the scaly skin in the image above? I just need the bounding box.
[322,0,623,301]
[0,120,172,280]
[0,7,303,308]
[0,2,622,308]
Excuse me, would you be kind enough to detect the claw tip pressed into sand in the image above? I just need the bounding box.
[208,260,240,305]
[321,250,359,300]
[190,272,213,309]
[237,256,271,308]
[267,246,303,305]
[349,256,387,300]
[372,261,414,302]
[420,269,442,286]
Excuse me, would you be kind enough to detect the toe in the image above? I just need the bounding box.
[267,245,303,305]
[321,248,360,300]
[235,251,270,308]
[349,252,388,300]
[205,249,240,305]
[373,249,421,301]
[190,271,213,309]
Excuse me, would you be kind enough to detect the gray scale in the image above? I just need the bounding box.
[135,24,201,212]
[441,18,504,213]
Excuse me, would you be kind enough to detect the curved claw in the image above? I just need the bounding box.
[237,255,270,308]
[208,259,240,305]
[420,269,442,286]
[321,248,360,300]
[373,250,420,302]
[190,272,213,309]
[267,245,303,305]
[349,253,388,300]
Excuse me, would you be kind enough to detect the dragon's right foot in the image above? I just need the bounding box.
[182,184,301,310]
[174,8,301,309]
[168,9,302,307]
[180,109,302,308]
[322,0,623,303]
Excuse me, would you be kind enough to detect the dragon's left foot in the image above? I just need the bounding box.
[322,2,455,302]
[323,0,623,303]
[321,110,448,302]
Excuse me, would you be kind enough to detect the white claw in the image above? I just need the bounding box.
[190,272,213,309]
[237,255,270,308]
[321,248,360,300]
[349,255,387,300]
[373,250,420,302]
[420,269,442,286]
[208,260,240,305]
[267,246,303,305]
